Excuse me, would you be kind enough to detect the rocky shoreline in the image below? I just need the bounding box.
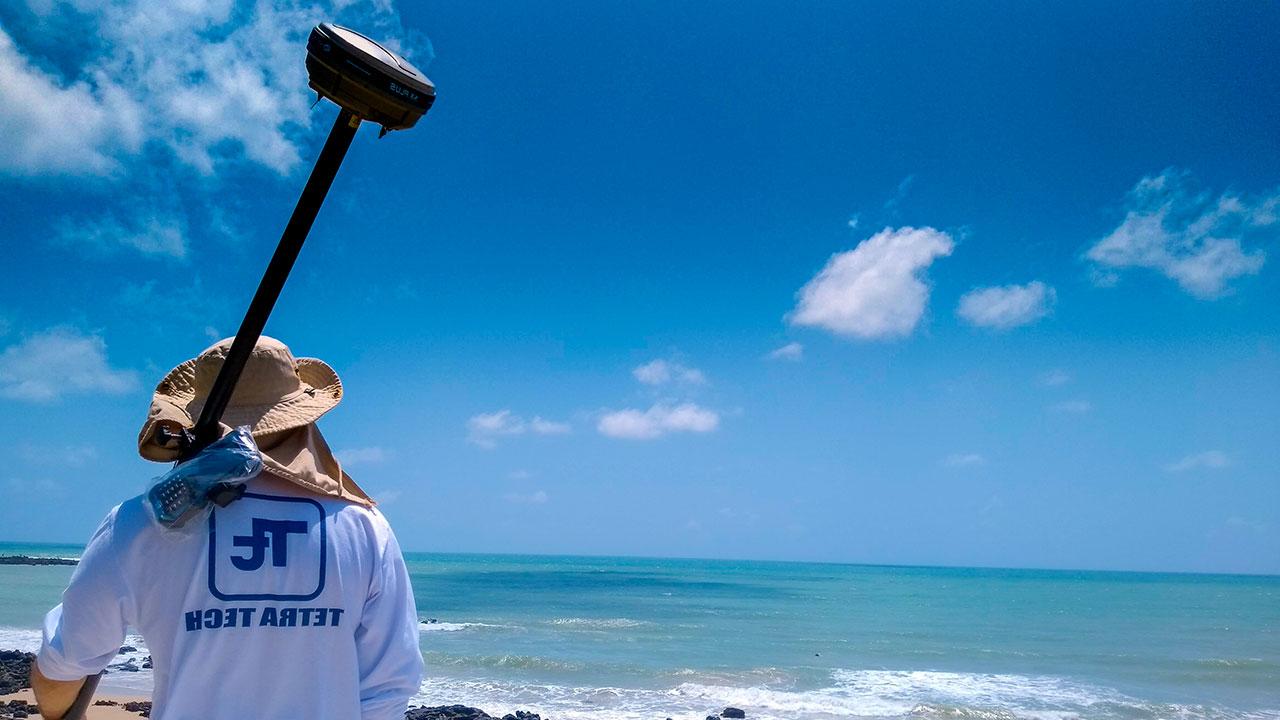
[0,556,78,566]
[6,648,751,720]
[406,706,749,720]
[0,652,33,696]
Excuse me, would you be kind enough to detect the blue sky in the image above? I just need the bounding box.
[0,1,1277,574]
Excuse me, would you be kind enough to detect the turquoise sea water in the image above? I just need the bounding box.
[2,543,1277,719]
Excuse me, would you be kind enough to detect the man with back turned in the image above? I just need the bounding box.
[32,337,423,720]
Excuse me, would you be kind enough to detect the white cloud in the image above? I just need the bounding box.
[336,446,389,467]
[957,281,1055,330]
[766,342,804,361]
[1049,399,1092,414]
[717,506,759,524]
[1,1,424,265]
[598,403,720,440]
[17,443,97,468]
[0,27,141,176]
[374,488,403,505]
[467,409,571,448]
[529,415,570,430]
[1039,369,1071,387]
[1165,450,1230,473]
[0,0,420,178]
[467,410,522,447]
[1223,516,1267,535]
[1086,169,1274,298]
[884,174,915,214]
[503,489,548,505]
[529,417,572,435]
[943,453,986,467]
[57,213,188,259]
[790,226,954,339]
[633,359,706,386]
[4,476,68,500]
[0,327,137,401]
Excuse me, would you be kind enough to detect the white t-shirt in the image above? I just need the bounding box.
[38,473,424,720]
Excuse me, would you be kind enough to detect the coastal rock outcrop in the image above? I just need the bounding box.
[404,707,543,720]
[0,650,34,695]
[406,705,493,720]
[95,700,153,717]
[3,698,40,719]
[0,556,77,566]
[722,708,746,718]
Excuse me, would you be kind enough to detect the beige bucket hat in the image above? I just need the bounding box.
[138,337,374,507]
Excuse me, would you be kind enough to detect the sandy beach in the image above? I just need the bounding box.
[0,689,150,719]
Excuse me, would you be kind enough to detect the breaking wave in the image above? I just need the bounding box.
[0,626,42,653]
[546,618,651,629]
[5,623,1276,720]
[419,621,514,633]
[408,668,1280,720]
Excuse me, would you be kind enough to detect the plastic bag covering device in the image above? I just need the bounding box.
[147,427,264,529]
[306,23,435,133]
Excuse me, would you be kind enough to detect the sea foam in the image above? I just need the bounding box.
[407,668,1278,720]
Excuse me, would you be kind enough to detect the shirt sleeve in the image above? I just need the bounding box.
[354,514,424,720]
[37,508,132,681]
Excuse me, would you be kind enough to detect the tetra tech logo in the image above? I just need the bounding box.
[208,493,327,601]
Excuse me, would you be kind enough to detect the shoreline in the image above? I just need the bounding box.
[0,690,150,719]
[0,556,78,567]
[0,690,569,720]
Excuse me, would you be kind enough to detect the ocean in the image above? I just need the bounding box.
[2,542,1277,719]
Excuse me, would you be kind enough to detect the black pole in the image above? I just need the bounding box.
[62,108,362,720]
[60,671,101,720]
[187,108,361,456]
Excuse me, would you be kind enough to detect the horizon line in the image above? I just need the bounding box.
[2,539,1276,579]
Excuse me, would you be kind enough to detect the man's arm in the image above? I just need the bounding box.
[36,509,131,718]
[355,517,424,720]
[29,662,86,720]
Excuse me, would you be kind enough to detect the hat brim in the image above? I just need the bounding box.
[138,356,342,462]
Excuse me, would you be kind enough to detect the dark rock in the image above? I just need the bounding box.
[502,713,541,720]
[124,700,152,717]
[723,708,746,719]
[405,706,494,720]
[111,658,140,672]
[142,655,153,669]
[0,650,35,695]
[95,700,120,706]
[0,556,77,566]
[118,645,137,654]
[0,699,36,720]
[706,716,720,720]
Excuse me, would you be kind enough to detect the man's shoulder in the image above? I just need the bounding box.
[103,479,395,555]
[103,494,157,543]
